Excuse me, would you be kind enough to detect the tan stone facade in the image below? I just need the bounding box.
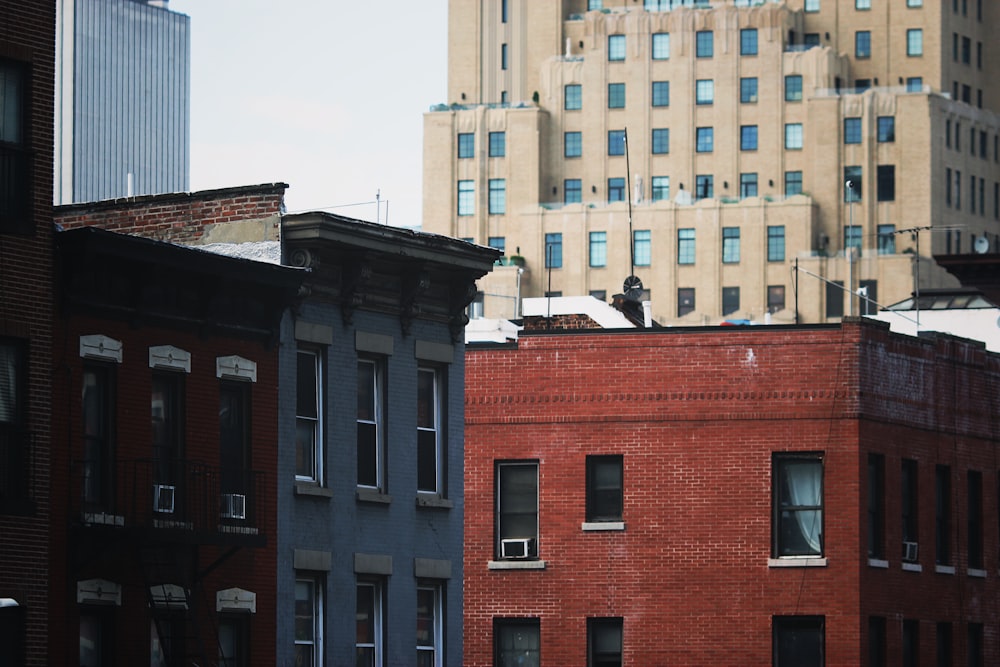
[424,0,1000,323]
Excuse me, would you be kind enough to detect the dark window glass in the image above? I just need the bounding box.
[877,165,895,202]
[489,131,506,157]
[457,133,474,158]
[588,618,623,667]
[934,464,950,564]
[773,616,824,667]
[497,462,539,558]
[825,281,844,318]
[587,455,623,522]
[496,619,540,667]
[968,470,983,568]
[868,455,885,559]
[722,287,740,316]
[0,60,30,233]
[677,288,695,317]
[773,454,823,557]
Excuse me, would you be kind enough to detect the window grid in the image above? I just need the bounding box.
[844,118,862,144]
[741,125,758,151]
[695,79,714,105]
[565,84,582,110]
[722,227,740,263]
[785,75,802,101]
[740,28,758,55]
[773,454,824,557]
[678,228,694,264]
[589,231,607,268]
[488,179,506,215]
[877,117,895,142]
[767,226,785,262]
[785,124,803,150]
[785,171,803,196]
[651,81,670,107]
[488,131,505,157]
[295,349,322,482]
[457,181,473,216]
[856,30,871,58]
[696,127,714,153]
[695,175,713,201]
[651,176,669,202]
[608,34,625,61]
[565,131,582,158]
[633,230,651,266]
[739,173,757,199]
[877,224,896,254]
[294,579,322,667]
[608,130,625,156]
[845,166,862,202]
[545,233,562,268]
[357,358,385,490]
[564,179,582,204]
[651,128,669,154]
[696,31,713,57]
[608,83,625,109]
[416,585,442,667]
[652,32,670,59]
[356,582,383,667]
[740,77,758,103]
[608,177,626,203]
[417,367,443,495]
[677,287,695,317]
[497,462,539,559]
[457,133,473,159]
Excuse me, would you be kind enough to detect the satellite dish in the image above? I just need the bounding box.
[623,275,643,300]
[974,236,990,254]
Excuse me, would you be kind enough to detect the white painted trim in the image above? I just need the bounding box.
[488,560,547,570]
[216,355,257,382]
[216,587,256,613]
[77,579,122,606]
[582,522,625,531]
[768,557,828,568]
[148,345,191,372]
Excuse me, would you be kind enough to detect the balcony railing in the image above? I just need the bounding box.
[70,458,265,541]
[0,427,34,513]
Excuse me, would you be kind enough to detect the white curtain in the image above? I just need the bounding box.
[785,460,822,553]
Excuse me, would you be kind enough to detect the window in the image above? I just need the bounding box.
[651,128,669,154]
[677,288,695,317]
[416,585,442,667]
[501,43,508,70]
[488,179,506,215]
[785,75,802,101]
[906,77,922,91]
[722,227,740,263]
[785,124,803,150]
[844,118,862,144]
[772,454,823,557]
[589,232,607,268]
[457,180,474,216]
[962,36,970,64]
[608,34,625,61]
[608,130,625,156]
[804,33,821,47]
[877,117,895,142]
[496,462,539,559]
[980,130,987,158]
[545,233,562,268]
[588,0,602,8]
[564,179,582,204]
[294,579,322,667]
[501,0,507,21]
[80,609,114,667]
[740,77,758,103]
[608,83,625,109]
[357,358,385,490]
[903,620,919,667]
[696,127,713,153]
[740,173,757,199]
[586,455,623,522]
[488,237,505,254]
[971,127,976,155]
[417,368,443,495]
[955,170,961,209]
[356,581,383,667]
[489,131,505,157]
[219,380,250,514]
[651,176,669,202]
[741,126,758,151]
[608,178,626,203]
[867,454,885,560]
[902,459,919,557]
[856,31,871,58]
[633,230,651,266]
[151,372,183,493]
[457,133,474,159]
[946,168,953,206]
[218,616,249,667]
[695,79,714,105]
[695,175,713,200]
[565,131,582,158]
[696,31,713,58]
[565,84,582,110]
[856,78,871,92]
[767,226,785,262]
[856,0,870,7]
[495,619,540,667]
[936,622,952,667]
[651,33,670,59]
[859,280,878,316]
[869,617,886,667]
[768,286,785,314]
[805,0,819,10]
[295,350,322,482]
[590,290,607,302]
[907,29,923,56]
[678,228,694,264]
[785,171,803,196]
[877,225,895,254]
[844,225,861,252]
[588,618,623,667]
[740,28,758,55]
[968,470,983,569]
[82,365,115,511]
[845,166,862,201]
[967,624,983,667]
[773,616,824,667]
[876,166,894,202]
[907,0,922,5]
[826,281,844,318]
[651,81,669,107]
[0,60,30,233]
[722,287,740,316]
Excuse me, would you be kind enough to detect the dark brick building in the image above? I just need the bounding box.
[464,317,1000,666]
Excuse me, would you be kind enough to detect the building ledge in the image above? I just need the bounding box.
[867,558,889,569]
[488,560,547,571]
[581,521,625,531]
[356,488,392,505]
[768,557,827,568]
[934,564,954,574]
[968,568,987,578]
[294,482,333,498]
[903,562,924,573]
[416,495,454,510]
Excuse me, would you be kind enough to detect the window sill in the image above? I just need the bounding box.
[82,512,125,527]
[934,564,954,574]
[416,495,453,510]
[294,482,333,498]
[903,562,924,572]
[867,558,889,569]
[356,488,392,505]
[581,521,625,531]
[488,560,547,571]
[967,568,987,578]
[768,557,827,568]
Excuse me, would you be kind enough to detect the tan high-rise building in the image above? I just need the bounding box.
[423,0,1000,323]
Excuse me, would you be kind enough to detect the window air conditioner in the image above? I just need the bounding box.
[220,493,247,520]
[903,541,919,563]
[500,537,533,559]
[153,484,176,514]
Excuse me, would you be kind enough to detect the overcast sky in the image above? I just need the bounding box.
[166,0,448,229]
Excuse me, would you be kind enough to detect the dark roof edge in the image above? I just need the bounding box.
[54,183,289,215]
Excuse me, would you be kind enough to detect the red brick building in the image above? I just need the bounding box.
[464,316,1000,666]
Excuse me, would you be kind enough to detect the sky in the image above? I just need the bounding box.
[166,0,449,230]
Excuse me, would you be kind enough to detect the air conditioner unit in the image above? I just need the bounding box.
[153,484,175,514]
[903,541,919,563]
[500,537,533,559]
[220,493,247,520]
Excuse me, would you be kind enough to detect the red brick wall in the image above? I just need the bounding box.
[463,320,1000,665]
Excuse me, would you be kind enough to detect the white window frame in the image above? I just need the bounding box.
[357,358,385,490]
[356,581,383,667]
[417,367,443,495]
[294,578,322,667]
[296,349,322,483]
[416,584,443,667]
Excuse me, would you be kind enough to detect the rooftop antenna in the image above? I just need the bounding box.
[621,127,643,302]
[375,189,381,224]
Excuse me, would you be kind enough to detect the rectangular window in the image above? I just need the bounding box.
[501,43,508,70]
[678,228,694,264]
[902,459,919,557]
[785,171,803,196]
[804,33,821,47]
[773,453,824,557]
[740,173,758,199]
[967,624,983,667]
[633,230,651,266]
[695,79,714,105]
[740,77,758,103]
[588,618,623,667]
[696,31,713,57]
[856,0,871,7]
[980,131,987,158]
[497,462,539,559]
[785,75,803,101]
[844,118,862,144]
[564,179,582,204]
[608,34,625,61]
[844,225,862,252]
[608,177,626,203]
[489,131,505,157]
[219,380,249,512]
[773,616,824,667]
[417,368,443,495]
[845,166,862,201]
[962,36,971,64]
[907,0,922,5]
[722,287,740,316]
[651,128,669,154]
[218,615,248,667]
[906,77,922,91]
[696,127,713,153]
[651,176,669,202]
[936,622,952,667]
[868,454,885,559]
[946,167,953,206]
[589,232,607,268]
[907,29,923,56]
[651,33,670,59]
[608,130,625,156]
[0,60,30,233]
[740,28,758,55]
[416,585,441,667]
[768,226,785,262]
[82,365,116,511]
[495,619,540,667]
[357,359,385,490]
[677,288,695,317]
[588,0,603,8]
[826,280,844,318]
[586,455,623,522]
[877,224,896,254]
[869,617,886,667]
[956,170,961,210]
[805,0,819,10]
[296,350,322,482]
[565,84,582,110]
[722,227,740,263]
[545,233,562,268]
[877,117,895,142]
[608,83,625,109]
[151,372,183,492]
[356,582,383,666]
[488,179,506,215]
[785,123,803,150]
[695,175,713,200]
[80,610,113,667]
[768,285,786,314]
[565,131,582,158]
[856,78,871,92]
[903,620,919,667]
[856,31,871,58]
[740,126,758,151]
[877,165,895,202]
[488,237,505,254]
[457,133,474,159]
[294,579,322,667]
[457,180,474,216]
[859,279,877,316]
[968,470,983,569]
[651,81,670,107]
